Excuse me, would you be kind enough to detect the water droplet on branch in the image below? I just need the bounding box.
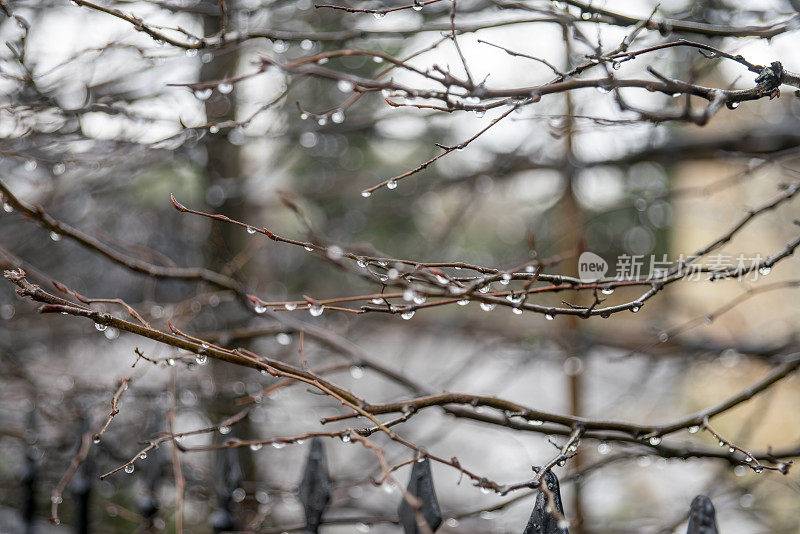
[194,88,212,100]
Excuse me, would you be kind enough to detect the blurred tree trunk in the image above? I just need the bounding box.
[560,25,587,534]
[200,1,255,525]
[202,9,246,269]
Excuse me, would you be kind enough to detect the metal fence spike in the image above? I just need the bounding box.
[210,509,236,534]
[21,449,37,534]
[299,437,331,534]
[212,440,243,532]
[21,408,38,534]
[398,457,442,534]
[217,445,244,498]
[70,417,93,534]
[138,412,166,526]
[523,471,568,534]
[687,495,719,534]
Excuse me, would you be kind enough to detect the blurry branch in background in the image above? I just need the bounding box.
[68,0,800,46]
[48,431,92,526]
[168,368,186,534]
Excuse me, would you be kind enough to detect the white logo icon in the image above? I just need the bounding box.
[578,251,608,282]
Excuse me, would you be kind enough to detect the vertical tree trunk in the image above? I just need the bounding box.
[199,2,255,525]
[560,24,586,534]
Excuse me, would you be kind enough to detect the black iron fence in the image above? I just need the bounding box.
[17,433,722,533]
